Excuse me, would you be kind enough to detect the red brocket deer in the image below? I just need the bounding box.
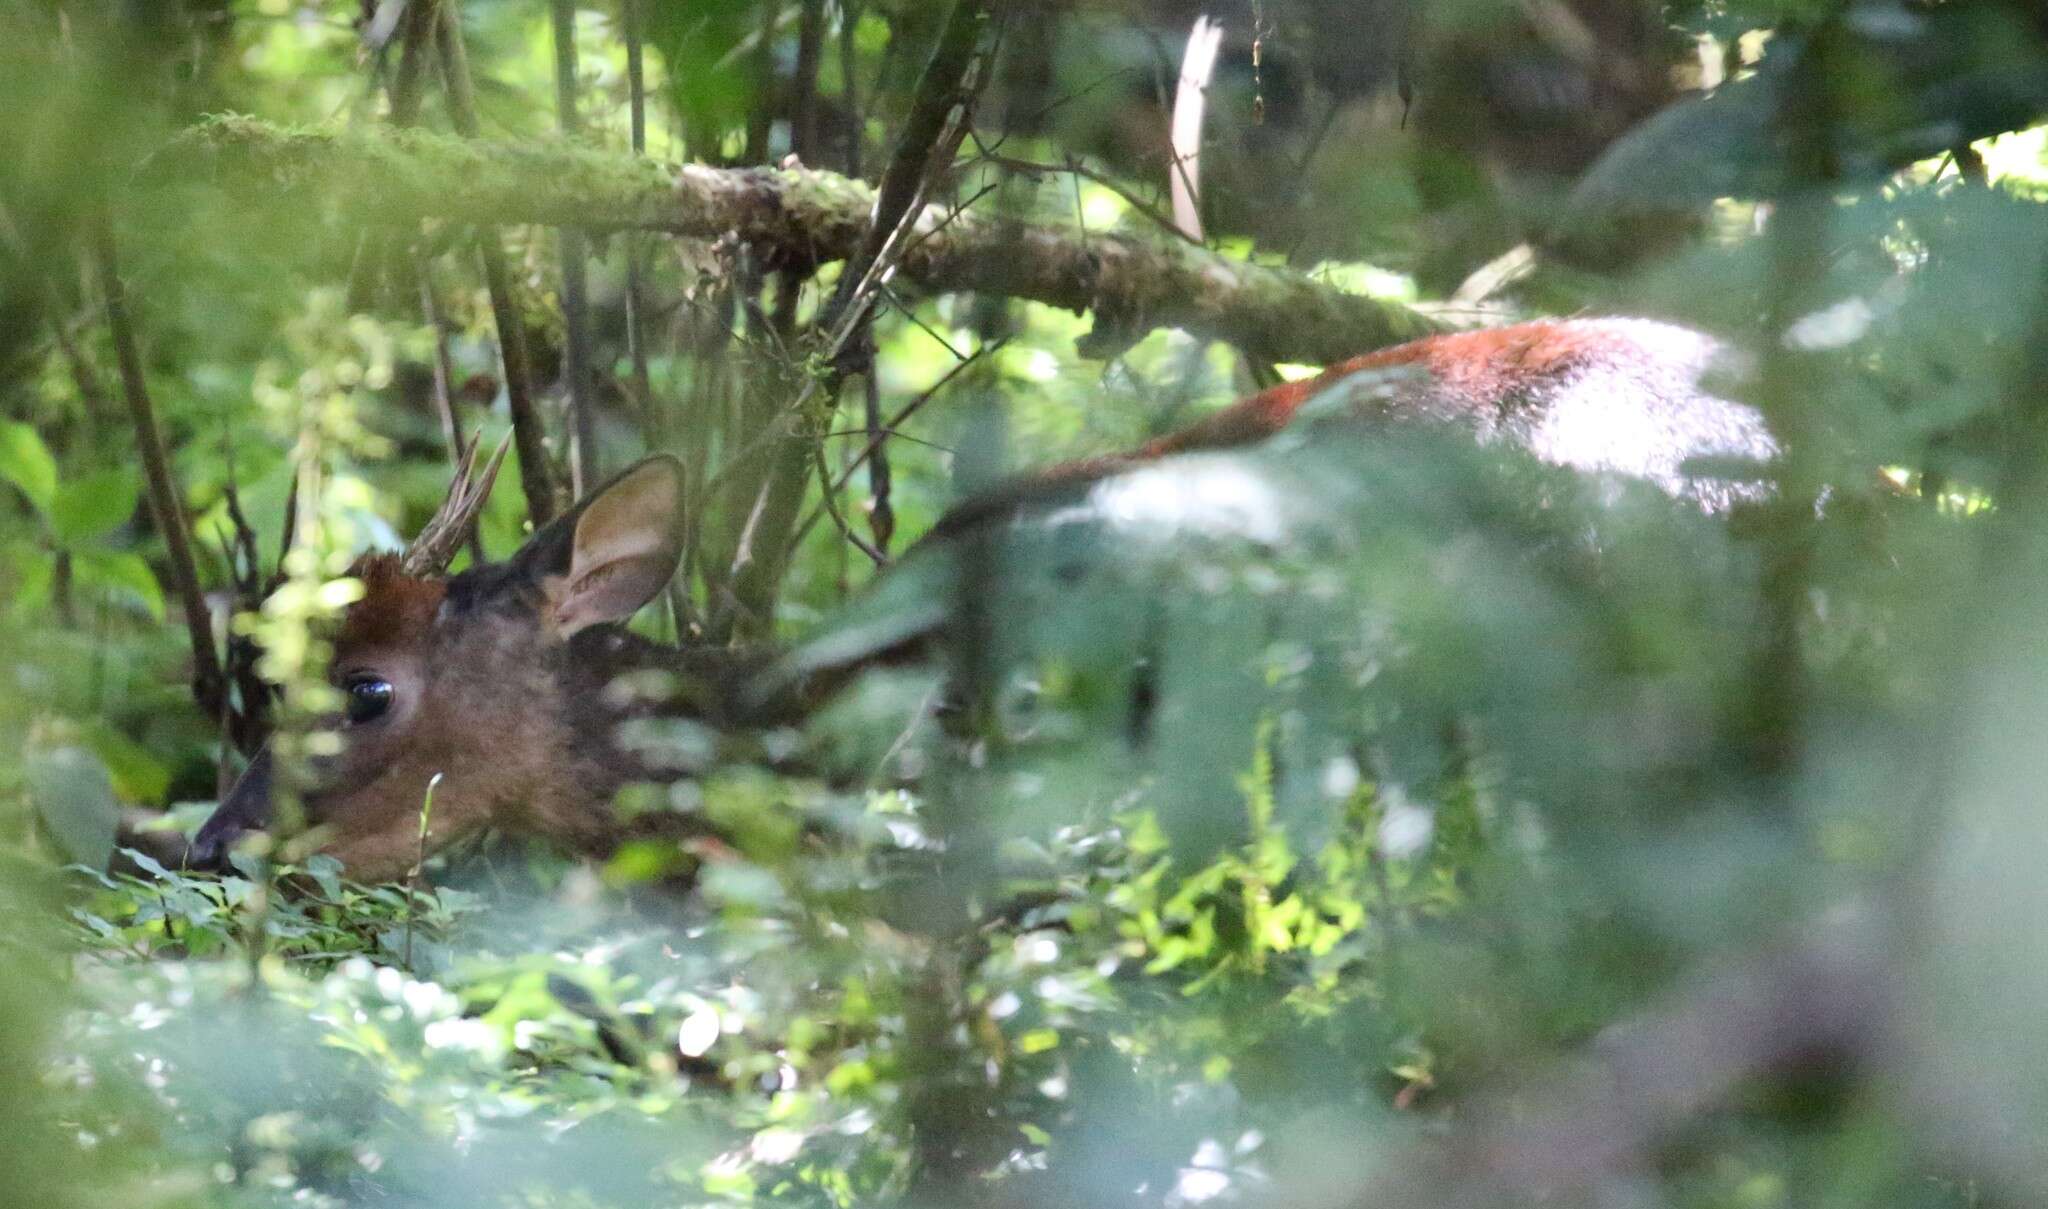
[187,317,1777,881]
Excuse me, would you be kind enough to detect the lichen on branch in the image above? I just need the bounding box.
[160,115,1446,366]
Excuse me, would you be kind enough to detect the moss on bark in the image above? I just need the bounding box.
[163,115,1447,366]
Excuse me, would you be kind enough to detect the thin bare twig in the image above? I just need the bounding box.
[551,0,600,497]
[720,0,998,625]
[416,260,488,564]
[361,0,501,550]
[383,0,438,127]
[743,0,779,166]
[276,468,298,574]
[434,0,558,526]
[812,441,885,566]
[840,0,865,177]
[840,336,1001,490]
[878,281,967,361]
[214,475,276,755]
[821,0,996,343]
[820,426,949,451]
[620,0,654,424]
[716,112,815,620]
[828,1,885,553]
[791,0,825,165]
[49,312,109,420]
[90,218,225,721]
[790,334,1004,547]
[860,346,892,552]
[969,142,1192,245]
[897,178,1004,259]
[617,0,685,638]
[345,0,442,312]
[416,262,463,456]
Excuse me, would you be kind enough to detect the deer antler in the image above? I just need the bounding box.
[402,431,511,576]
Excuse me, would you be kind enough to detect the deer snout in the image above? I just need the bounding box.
[190,748,276,871]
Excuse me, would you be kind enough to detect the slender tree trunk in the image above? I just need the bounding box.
[552,0,601,496]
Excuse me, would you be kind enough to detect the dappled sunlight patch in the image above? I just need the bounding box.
[1074,457,1290,546]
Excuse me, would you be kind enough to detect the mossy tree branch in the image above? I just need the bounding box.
[161,115,1448,367]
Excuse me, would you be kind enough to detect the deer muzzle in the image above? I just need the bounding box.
[188,747,275,871]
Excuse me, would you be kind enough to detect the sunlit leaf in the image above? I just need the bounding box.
[82,722,173,803]
[71,548,165,621]
[49,469,140,546]
[0,420,57,516]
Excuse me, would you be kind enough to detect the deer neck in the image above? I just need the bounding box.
[537,628,784,855]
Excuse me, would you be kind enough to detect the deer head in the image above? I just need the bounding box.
[189,448,691,882]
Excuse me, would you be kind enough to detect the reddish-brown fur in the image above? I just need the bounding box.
[339,554,447,650]
[1141,323,1643,457]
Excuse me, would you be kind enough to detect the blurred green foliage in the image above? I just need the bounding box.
[3,1,2048,1207]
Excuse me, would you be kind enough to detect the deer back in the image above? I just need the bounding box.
[928,317,1776,543]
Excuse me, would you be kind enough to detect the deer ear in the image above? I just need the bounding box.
[548,456,685,637]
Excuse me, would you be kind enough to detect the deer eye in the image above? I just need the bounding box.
[344,676,394,725]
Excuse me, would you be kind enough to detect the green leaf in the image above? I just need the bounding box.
[0,421,57,516]
[50,470,140,546]
[116,848,179,883]
[304,854,344,900]
[83,722,173,804]
[72,548,166,622]
[27,745,121,870]
[72,910,122,941]
[8,545,52,616]
[1017,1028,1061,1054]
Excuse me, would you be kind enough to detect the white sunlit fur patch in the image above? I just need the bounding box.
[1045,458,1288,545]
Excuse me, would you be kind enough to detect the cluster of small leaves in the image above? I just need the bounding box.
[0,420,162,623]
[72,849,472,966]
